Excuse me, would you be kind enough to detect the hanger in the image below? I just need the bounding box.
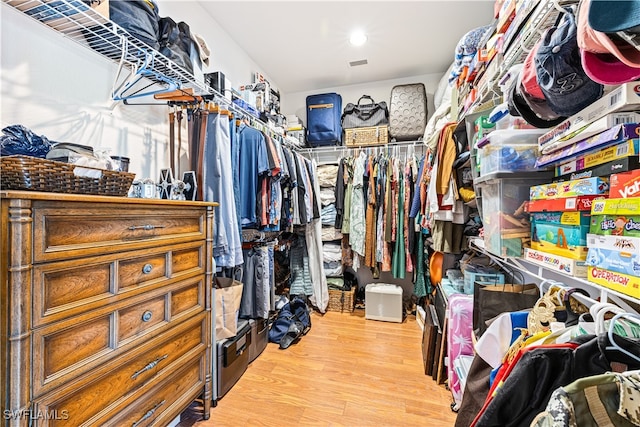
[112,48,179,101]
[606,313,640,363]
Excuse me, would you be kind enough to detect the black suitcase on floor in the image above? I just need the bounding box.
[389,83,428,141]
[306,93,342,146]
[248,318,269,363]
[217,320,251,399]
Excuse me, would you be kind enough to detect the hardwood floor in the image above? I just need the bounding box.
[180,310,457,426]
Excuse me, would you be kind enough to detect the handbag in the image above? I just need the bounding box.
[215,276,244,340]
[473,269,539,337]
[341,95,389,129]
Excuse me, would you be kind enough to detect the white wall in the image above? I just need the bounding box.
[0,1,277,180]
[281,73,444,127]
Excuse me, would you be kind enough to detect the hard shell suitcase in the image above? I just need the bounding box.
[216,320,251,399]
[446,293,474,410]
[306,93,342,146]
[389,83,428,141]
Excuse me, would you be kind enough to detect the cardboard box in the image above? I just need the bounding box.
[523,248,588,277]
[537,124,640,168]
[587,266,640,299]
[586,246,640,277]
[589,214,640,237]
[591,197,640,215]
[539,112,640,154]
[587,233,640,255]
[555,156,640,181]
[530,177,609,201]
[530,211,590,260]
[554,139,640,177]
[538,83,640,148]
[610,169,640,199]
[526,195,604,213]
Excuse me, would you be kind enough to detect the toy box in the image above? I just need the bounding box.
[539,112,640,154]
[556,155,640,181]
[530,211,590,260]
[537,124,640,168]
[586,246,640,277]
[591,197,640,215]
[526,195,603,213]
[610,169,640,199]
[538,83,640,149]
[554,139,640,177]
[478,129,545,176]
[530,177,609,201]
[589,199,640,237]
[587,267,640,299]
[523,248,588,278]
[587,233,640,256]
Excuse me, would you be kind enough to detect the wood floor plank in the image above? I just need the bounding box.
[180,310,457,426]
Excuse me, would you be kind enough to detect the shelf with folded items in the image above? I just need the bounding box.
[3,0,210,98]
[467,236,640,311]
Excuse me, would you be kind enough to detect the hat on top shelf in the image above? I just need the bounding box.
[588,0,640,33]
[534,6,604,117]
[579,0,640,85]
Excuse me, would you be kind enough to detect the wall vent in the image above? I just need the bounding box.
[349,59,368,67]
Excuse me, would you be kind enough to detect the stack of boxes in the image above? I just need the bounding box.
[519,83,640,297]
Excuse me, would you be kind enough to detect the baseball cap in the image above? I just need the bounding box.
[578,0,640,84]
[521,40,545,100]
[508,74,565,129]
[535,8,604,117]
[588,0,640,33]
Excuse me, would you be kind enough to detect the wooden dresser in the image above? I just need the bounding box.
[0,191,215,426]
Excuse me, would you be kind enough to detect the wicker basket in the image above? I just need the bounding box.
[327,288,356,312]
[344,125,388,147]
[1,155,135,197]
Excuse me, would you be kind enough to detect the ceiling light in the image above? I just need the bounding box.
[349,31,367,46]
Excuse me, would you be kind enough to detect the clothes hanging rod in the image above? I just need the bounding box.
[303,139,425,156]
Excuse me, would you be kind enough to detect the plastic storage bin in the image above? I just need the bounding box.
[478,129,545,177]
[477,176,548,257]
[365,284,403,323]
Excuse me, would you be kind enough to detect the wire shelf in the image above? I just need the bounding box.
[3,0,211,96]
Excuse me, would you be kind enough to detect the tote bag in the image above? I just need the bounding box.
[341,95,389,129]
[215,276,244,340]
[473,282,539,337]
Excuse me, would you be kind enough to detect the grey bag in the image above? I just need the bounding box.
[341,95,389,129]
[389,83,428,141]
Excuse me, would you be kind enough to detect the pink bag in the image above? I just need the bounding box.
[446,294,474,410]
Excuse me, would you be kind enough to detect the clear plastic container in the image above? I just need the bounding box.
[478,129,546,177]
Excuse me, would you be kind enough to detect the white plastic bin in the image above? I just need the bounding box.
[365,284,403,323]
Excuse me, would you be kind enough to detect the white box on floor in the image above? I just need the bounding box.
[365,284,403,323]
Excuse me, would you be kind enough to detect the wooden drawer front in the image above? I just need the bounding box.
[33,278,204,397]
[118,253,167,289]
[105,357,205,427]
[118,295,167,344]
[33,243,205,327]
[36,315,207,426]
[33,205,205,262]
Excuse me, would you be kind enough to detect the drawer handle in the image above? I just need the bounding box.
[132,400,165,427]
[141,311,153,322]
[142,264,153,274]
[127,224,165,231]
[131,354,168,380]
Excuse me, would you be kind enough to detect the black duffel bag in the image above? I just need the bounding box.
[109,0,160,50]
[158,17,194,74]
[341,95,389,129]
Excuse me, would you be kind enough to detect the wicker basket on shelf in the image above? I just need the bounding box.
[0,155,135,196]
[327,288,356,312]
[344,125,388,147]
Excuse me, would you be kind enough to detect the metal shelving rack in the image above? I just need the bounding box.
[3,0,211,96]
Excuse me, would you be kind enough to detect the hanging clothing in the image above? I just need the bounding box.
[240,246,271,319]
[349,151,367,257]
[306,160,328,312]
[202,110,243,268]
[334,159,346,230]
[392,165,406,279]
[364,155,377,268]
[289,236,313,296]
[237,123,269,227]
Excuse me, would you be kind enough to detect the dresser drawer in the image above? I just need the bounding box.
[32,242,205,327]
[33,203,206,262]
[34,313,207,426]
[104,356,206,427]
[32,278,205,397]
